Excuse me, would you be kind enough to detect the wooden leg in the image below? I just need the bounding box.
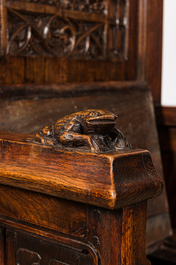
[87,201,151,265]
[121,202,151,265]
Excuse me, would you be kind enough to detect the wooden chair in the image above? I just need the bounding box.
[0,82,171,264]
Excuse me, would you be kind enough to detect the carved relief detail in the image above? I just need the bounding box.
[35,109,132,153]
[7,9,105,58]
[5,0,129,59]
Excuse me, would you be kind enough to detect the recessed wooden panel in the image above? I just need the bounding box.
[5,229,97,265]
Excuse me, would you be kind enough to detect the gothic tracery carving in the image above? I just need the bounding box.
[5,0,129,60]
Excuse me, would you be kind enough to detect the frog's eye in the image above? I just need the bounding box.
[42,126,52,135]
[47,130,52,136]
[89,111,99,117]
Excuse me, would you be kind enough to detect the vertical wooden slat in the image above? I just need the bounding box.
[87,206,122,265]
[121,202,151,265]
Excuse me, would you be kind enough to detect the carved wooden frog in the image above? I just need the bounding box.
[36,109,132,153]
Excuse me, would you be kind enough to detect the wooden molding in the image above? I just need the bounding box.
[0,81,147,99]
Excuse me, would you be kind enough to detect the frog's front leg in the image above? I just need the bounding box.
[60,119,101,152]
[110,128,132,149]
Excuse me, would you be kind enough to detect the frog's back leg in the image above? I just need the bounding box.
[59,119,101,152]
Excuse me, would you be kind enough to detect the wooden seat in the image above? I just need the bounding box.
[0,82,172,263]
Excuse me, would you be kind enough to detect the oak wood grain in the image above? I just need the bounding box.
[0,184,87,238]
[0,202,150,265]
[121,202,151,265]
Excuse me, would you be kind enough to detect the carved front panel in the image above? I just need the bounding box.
[6,229,98,265]
[3,0,129,60]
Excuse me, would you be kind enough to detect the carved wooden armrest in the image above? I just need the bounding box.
[0,110,163,264]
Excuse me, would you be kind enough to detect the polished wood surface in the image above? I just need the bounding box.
[0,122,161,265]
[0,199,151,264]
[0,124,161,264]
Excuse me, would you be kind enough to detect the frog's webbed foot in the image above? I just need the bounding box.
[110,128,132,150]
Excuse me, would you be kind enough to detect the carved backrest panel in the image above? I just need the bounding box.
[0,0,140,84]
[3,0,129,60]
